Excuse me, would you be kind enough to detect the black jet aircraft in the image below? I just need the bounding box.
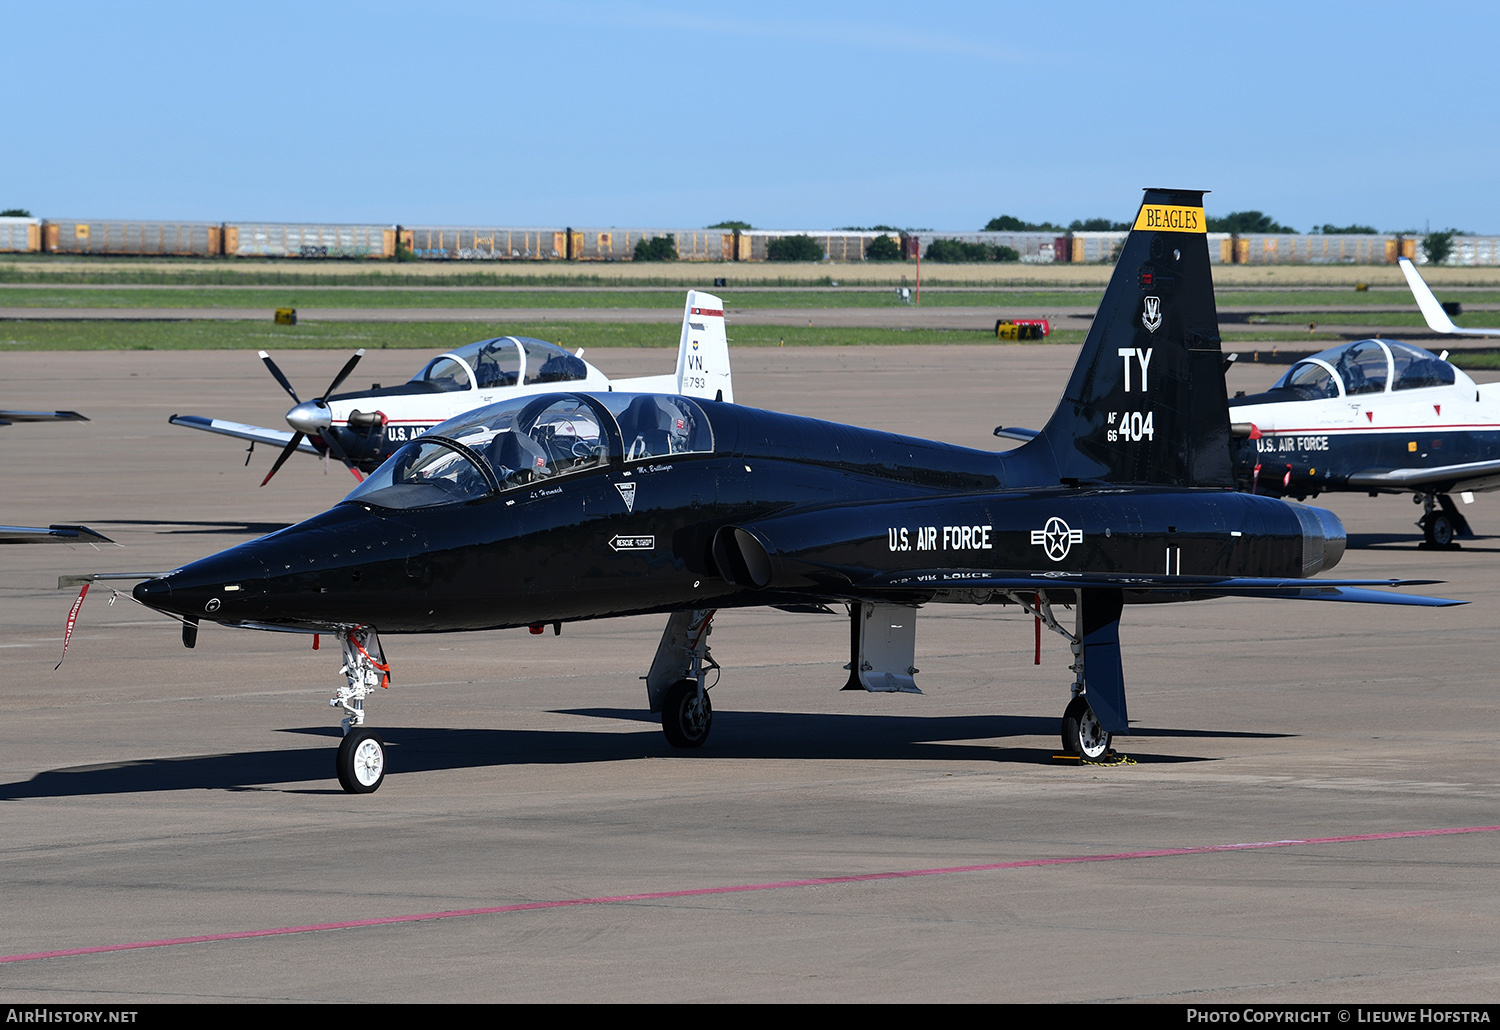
[125,189,1458,793]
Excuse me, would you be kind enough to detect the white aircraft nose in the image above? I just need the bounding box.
[286,400,331,434]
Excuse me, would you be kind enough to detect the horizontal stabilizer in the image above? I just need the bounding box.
[0,524,114,545]
[0,409,88,423]
[993,426,1040,442]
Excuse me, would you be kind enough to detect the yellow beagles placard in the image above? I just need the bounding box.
[1133,205,1206,233]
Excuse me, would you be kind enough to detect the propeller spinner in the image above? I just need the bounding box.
[258,349,366,487]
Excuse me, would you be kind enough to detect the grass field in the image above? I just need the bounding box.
[0,319,1363,352]
[2,285,1496,311]
[7,254,1500,289]
[0,286,1093,309]
[0,320,1047,351]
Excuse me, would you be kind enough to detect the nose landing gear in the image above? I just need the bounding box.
[331,626,391,793]
[646,609,719,748]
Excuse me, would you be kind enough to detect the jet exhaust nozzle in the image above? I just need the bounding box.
[1289,502,1346,575]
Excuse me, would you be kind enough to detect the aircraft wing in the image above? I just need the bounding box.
[1346,459,1500,493]
[1399,257,1500,337]
[0,524,114,545]
[0,409,87,425]
[851,570,1462,606]
[169,414,322,455]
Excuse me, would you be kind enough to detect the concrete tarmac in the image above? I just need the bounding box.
[0,346,1497,1003]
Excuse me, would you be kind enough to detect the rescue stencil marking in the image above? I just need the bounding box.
[609,535,654,551]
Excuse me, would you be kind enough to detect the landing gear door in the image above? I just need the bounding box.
[845,602,920,693]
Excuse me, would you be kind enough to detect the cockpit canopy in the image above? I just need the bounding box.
[1268,339,1466,400]
[410,336,590,393]
[345,392,714,509]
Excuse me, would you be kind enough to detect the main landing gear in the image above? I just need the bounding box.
[331,626,390,793]
[1416,492,1471,548]
[1011,589,1128,762]
[1061,696,1111,761]
[646,609,719,748]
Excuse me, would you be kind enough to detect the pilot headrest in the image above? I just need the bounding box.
[488,431,548,473]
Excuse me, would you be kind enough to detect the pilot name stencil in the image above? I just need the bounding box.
[886,525,994,552]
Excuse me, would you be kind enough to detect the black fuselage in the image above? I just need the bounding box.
[136,400,1327,633]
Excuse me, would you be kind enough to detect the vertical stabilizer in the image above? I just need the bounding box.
[1017,189,1231,488]
[675,290,734,403]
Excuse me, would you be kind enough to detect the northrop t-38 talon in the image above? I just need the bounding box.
[127,189,1460,793]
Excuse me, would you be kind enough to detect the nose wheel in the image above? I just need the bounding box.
[337,728,386,793]
[331,627,391,793]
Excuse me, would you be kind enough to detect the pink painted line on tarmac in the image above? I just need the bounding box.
[3,824,1495,966]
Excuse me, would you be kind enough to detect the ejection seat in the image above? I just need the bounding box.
[487,431,551,486]
[618,395,687,460]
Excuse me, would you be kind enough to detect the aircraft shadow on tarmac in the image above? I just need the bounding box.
[0,713,1287,799]
[1347,531,1500,553]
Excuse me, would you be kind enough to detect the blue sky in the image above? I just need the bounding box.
[6,1,1496,233]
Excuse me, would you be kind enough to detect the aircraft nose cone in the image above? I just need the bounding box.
[286,400,330,434]
[133,576,172,610]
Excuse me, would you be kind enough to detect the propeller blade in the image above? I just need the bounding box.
[321,349,366,402]
[260,431,305,487]
[317,427,366,483]
[259,351,300,404]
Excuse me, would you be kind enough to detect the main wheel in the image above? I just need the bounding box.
[662,679,712,748]
[1061,696,1111,761]
[1425,511,1455,547]
[337,727,386,793]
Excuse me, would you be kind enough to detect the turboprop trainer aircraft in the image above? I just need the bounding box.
[1226,337,1500,546]
[168,290,734,485]
[120,189,1458,793]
